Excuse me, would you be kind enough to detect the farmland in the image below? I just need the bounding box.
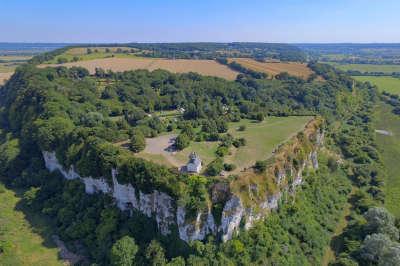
[136,116,312,173]
[44,46,143,64]
[373,103,400,218]
[42,57,240,80]
[353,76,400,95]
[0,183,63,266]
[328,62,400,73]
[0,72,13,85]
[227,58,315,79]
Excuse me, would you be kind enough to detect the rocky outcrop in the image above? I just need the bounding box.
[177,207,216,242]
[41,122,324,243]
[220,196,244,242]
[42,151,175,235]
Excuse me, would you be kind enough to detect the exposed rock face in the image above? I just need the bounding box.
[220,196,244,242]
[43,151,80,180]
[42,151,175,235]
[177,207,216,242]
[42,125,323,243]
[83,177,111,194]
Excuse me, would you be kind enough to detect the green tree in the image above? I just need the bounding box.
[110,236,138,266]
[130,131,146,153]
[175,133,190,150]
[364,207,399,241]
[145,240,166,266]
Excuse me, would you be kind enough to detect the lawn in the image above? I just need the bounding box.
[329,62,400,73]
[225,116,313,172]
[353,76,400,95]
[136,116,312,174]
[0,183,63,266]
[373,103,400,218]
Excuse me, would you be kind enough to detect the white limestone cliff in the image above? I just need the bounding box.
[42,130,322,243]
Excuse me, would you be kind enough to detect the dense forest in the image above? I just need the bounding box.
[0,49,399,265]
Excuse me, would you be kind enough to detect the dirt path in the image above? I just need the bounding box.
[321,186,356,266]
[139,134,185,167]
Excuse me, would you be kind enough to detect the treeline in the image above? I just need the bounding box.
[381,91,400,116]
[346,70,400,78]
[216,58,267,79]
[28,42,307,64]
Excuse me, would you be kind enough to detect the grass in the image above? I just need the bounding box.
[0,183,63,265]
[0,55,32,73]
[373,103,400,218]
[42,46,142,64]
[328,62,400,73]
[225,116,313,171]
[175,141,220,168]
[136,116,312,173]
[353,76,400,95]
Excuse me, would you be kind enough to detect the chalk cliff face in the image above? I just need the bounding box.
[42,126,323,243]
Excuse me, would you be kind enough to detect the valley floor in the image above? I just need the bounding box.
[373,103,400,218]
[0,183,63,266]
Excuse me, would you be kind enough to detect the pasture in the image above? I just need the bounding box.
[136,116,312,174]
[43,57,240,80]
[353,76,400,95]
[373,103,400,218]
[227,58,315,79]
[225,116,313,172]
[329,62,400,73]
[0,183,63,265]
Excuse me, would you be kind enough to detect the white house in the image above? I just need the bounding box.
[186,152,202,173]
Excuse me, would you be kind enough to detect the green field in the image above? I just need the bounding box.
[0,183,63,265]
[353,76,400,95]
[136,116,312,173]
[43,47,142,64]
[328,62,400,73]
[374,103,400,218]
[225,116,313,171]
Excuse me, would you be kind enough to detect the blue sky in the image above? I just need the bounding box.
[1,0,400,43]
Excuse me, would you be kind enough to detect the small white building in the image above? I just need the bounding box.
[186,152,202,173]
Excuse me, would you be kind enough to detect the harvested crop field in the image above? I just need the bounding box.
[0,72,13,85]
[42,57,240,80]
[228,58,316,79]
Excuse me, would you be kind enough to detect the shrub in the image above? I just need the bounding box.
[254,160,267,173]
[224,163,236,171]
[206,159,224,176]
[238,125,246,131]
[216,146,229,157]
[175,133,190,150]
[129,131,146,153]
[233,138,246,148]
[57,57,68,64]
[327,157,338,172]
